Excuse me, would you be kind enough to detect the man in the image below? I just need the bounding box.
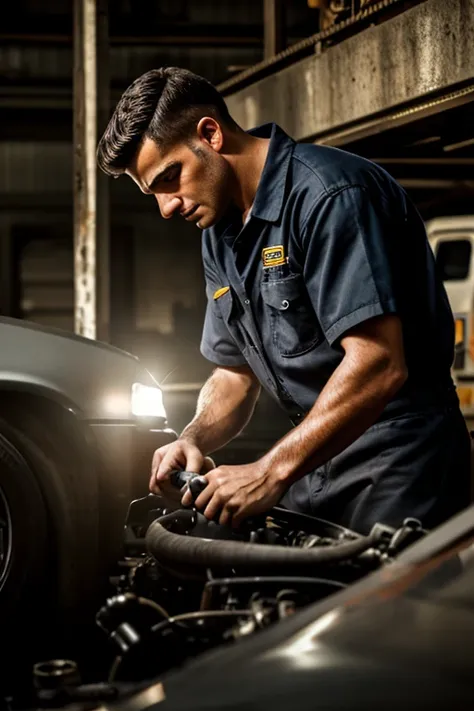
[97,67,471,534]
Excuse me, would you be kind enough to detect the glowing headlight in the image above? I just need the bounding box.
[131,383,167,418]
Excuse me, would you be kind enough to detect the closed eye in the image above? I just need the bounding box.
[150,164,181,190]
[162,168,179,184]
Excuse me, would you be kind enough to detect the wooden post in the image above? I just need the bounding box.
[263,0,285,59]
[73,0,110,341]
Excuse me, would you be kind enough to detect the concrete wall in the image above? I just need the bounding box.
[225,0,474,140]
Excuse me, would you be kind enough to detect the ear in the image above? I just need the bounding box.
[196,117,224,153]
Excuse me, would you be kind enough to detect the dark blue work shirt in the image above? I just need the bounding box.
[200,123,455,426]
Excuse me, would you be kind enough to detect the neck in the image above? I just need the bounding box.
[227,132,270,220]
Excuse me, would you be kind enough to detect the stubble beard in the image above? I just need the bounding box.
[191,146,231,230]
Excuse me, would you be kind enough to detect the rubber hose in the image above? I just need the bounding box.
[151,509,196,530]
[145,515,375,571]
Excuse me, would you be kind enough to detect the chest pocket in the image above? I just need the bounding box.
[261,274,322,357]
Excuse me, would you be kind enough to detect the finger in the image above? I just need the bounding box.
[150,479,160,495]
[201,456,216,473]
[150,476,163,495]
[218,506,233,527]
[232,498,261,528]
[184,448,205,475]
[156,444,203,481]
[182,475,214,510]
[150,450,164,488]
[181,472,211,508]
[156,445,192,480]
[202,489,225,522]
[156,452,180,480]
[150,460,163,493]
[150,464,167,494]
[149,471,158,493]
[181,487,193,507]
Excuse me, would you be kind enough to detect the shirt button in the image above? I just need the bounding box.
[244,299,250,305]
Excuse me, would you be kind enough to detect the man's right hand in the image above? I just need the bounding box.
[149,439,214,499]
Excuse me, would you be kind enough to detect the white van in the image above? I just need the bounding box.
[426,215,474,420]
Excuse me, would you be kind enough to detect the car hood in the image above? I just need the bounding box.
[155,507,474,710]
[0,316,159,421]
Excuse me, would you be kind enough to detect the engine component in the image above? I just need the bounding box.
[96,592,169,654]
[88,472,426,683]
[145,510,378,576]
[33,660,81,692]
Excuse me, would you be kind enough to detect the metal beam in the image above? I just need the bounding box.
[398,179,474,190]
[373,158,474,165]
[263,0,285,59]
[218,0,417,96]
[73,0,109,341]
[224,0,474,142]
[0,28,264,48]
[370,158,474,182]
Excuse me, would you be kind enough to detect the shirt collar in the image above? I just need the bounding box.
[245,123,294,223]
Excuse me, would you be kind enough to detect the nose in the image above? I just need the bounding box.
[155,194,182,219]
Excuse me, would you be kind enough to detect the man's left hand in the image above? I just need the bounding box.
[180,460,288,527]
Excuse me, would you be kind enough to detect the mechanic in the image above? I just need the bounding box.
[97,67,471,535]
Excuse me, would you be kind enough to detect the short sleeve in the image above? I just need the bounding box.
[200,238,247,367]
[302,185,399,345]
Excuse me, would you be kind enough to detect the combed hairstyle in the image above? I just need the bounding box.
[97,67,237,176]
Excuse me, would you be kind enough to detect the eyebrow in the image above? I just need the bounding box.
[145,161,180,192]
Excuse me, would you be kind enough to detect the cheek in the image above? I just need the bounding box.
[192,164,213,196]
[193,157,229,207]
[211,162,230,199]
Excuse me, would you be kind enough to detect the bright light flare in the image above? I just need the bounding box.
[131,383,166,418]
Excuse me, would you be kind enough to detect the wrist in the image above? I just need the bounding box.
[259,451,298,486]
[178,428,202,450]
[180,423,215,455]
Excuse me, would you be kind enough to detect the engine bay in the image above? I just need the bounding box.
[26,471,429,707]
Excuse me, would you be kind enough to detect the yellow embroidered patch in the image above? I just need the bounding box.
[213,286,230,300]
[262,245,286,268]
[455,317,465,347]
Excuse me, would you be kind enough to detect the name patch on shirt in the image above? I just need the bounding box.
[262,245,286,268]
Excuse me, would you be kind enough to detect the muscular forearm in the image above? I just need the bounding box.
[263,335,407,485]
[180,365,261,454]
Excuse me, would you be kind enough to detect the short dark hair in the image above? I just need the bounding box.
[97,67,237,176]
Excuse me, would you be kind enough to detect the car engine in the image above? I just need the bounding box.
[83,472,425,684]
[29,471,428,706]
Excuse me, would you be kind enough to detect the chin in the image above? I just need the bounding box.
[197,211,218,230]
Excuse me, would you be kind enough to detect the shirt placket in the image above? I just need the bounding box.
[226,250,275,385]
[224,229,306,426]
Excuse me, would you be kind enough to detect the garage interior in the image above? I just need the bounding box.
[1,0,474,444]
[1,0,474,704]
